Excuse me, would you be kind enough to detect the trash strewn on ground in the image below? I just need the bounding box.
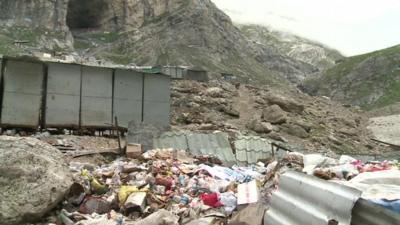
[2,134,399,225]
[52,142,399,225]
[59,147,278,225]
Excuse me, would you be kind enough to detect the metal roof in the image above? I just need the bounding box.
[1,55,169,76]
[264,171,362,225]
[235,136,272,165]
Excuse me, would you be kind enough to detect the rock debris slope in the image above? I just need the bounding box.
[171,80,391,156]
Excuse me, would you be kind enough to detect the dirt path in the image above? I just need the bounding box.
[228,85,258,128]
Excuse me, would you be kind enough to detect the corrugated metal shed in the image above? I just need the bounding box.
[235,136,272,165]
[351,198,400,225]
[187,132,236,164]
[153,131,189,151]
[264,171,362,225]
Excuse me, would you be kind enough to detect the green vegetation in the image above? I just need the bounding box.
[305,44,400,110]
[73,39,92,50]
[87,32,121,43]
[367,79,400,110]
[0,26,68,56]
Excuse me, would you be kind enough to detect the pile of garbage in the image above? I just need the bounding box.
[52,146,400,225]
[302,154,400,213]
[57,149,305,225]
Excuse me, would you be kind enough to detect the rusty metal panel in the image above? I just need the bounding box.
[113,69,143,128]
[142,73,170,126]
[81,66,113,128]
[235,136,272,165]
[264,171,362,225]
[1,60,44,128]
[45,63,81,128]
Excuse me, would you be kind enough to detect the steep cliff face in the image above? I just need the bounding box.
[0,0,332,84]
[0,0,69,31]
[66,0,186,31]
[70,0,316,84]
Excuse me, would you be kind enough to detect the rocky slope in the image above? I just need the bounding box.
[170,79,392,157]
[303,44,400,112]
[238,24,344,73]
[0,0,338,85]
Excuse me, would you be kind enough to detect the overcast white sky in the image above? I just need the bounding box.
[212,0,400,56]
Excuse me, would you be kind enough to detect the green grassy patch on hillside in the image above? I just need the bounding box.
[305,44,400,110]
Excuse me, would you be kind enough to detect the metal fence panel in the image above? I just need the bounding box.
[264,171,362,225]
[235,136,272,165]
[45,63,81,128]
[81,66,113,128]
[153,131,189,151]
[1,60,44,127]
[143,74,170,126]
[113,69,143,128]
[187,132,236,164]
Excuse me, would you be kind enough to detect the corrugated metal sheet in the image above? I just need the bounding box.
[264,171,362,225]
[187,132,236,164]
[351,198,400,225]
[153,132,236,164]
[153,131,189,151]
[235,136,272,165]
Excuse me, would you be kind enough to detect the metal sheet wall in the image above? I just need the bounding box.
[113,69,143,128]
[81,66,113,128]
[143,73,170,126]
[235,136,272,165]
[45,63,81,128]
[187,132,236,165]
[1,60,44,127]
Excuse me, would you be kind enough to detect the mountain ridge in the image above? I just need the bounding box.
[0,0,342,85]
[303,44,400,112]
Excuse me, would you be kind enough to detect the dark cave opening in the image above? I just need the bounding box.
[66,0,107,30]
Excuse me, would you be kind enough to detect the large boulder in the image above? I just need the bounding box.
[0,136,73,225]
[262,105,288,124]
[265,94,305,114]
[205,87,224,98]
[283,124,310,138]
[246,119,274,133]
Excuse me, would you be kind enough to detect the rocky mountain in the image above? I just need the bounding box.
[170,79,389,157]
[303,44,400,112]
[0,0,341,85]
[238,24,343,73]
